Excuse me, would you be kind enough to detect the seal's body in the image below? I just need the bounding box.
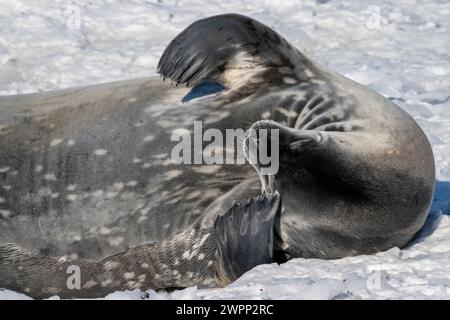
[0,14,435,298]
[0,78,275,298]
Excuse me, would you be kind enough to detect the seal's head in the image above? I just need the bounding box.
[244,120,326,258]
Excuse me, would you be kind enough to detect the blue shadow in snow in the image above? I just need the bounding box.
[411,180,450,244]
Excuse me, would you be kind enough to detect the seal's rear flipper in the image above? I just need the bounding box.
[158,14,308,94]
[213,192,282,285]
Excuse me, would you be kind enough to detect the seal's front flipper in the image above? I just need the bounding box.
[213,192,281,286]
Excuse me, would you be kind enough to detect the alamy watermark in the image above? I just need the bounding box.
[365,5,384,30]
[170,121,280,175]
[64,5,82,30]
[66,264,81,290]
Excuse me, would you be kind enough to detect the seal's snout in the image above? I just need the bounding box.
[244,120,281,180]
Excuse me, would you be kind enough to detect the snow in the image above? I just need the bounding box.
[0,0,449,299]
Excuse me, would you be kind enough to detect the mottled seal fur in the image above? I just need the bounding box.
[0,14,435,298]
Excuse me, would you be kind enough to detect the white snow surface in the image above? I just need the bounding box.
[0,0,449,300]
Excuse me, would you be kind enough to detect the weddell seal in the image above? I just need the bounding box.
[0,14,435,298]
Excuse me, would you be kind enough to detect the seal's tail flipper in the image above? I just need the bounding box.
[213,192,282,285]
[157,14,306,92]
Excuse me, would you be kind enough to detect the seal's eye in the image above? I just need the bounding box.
[182,80,225,103]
